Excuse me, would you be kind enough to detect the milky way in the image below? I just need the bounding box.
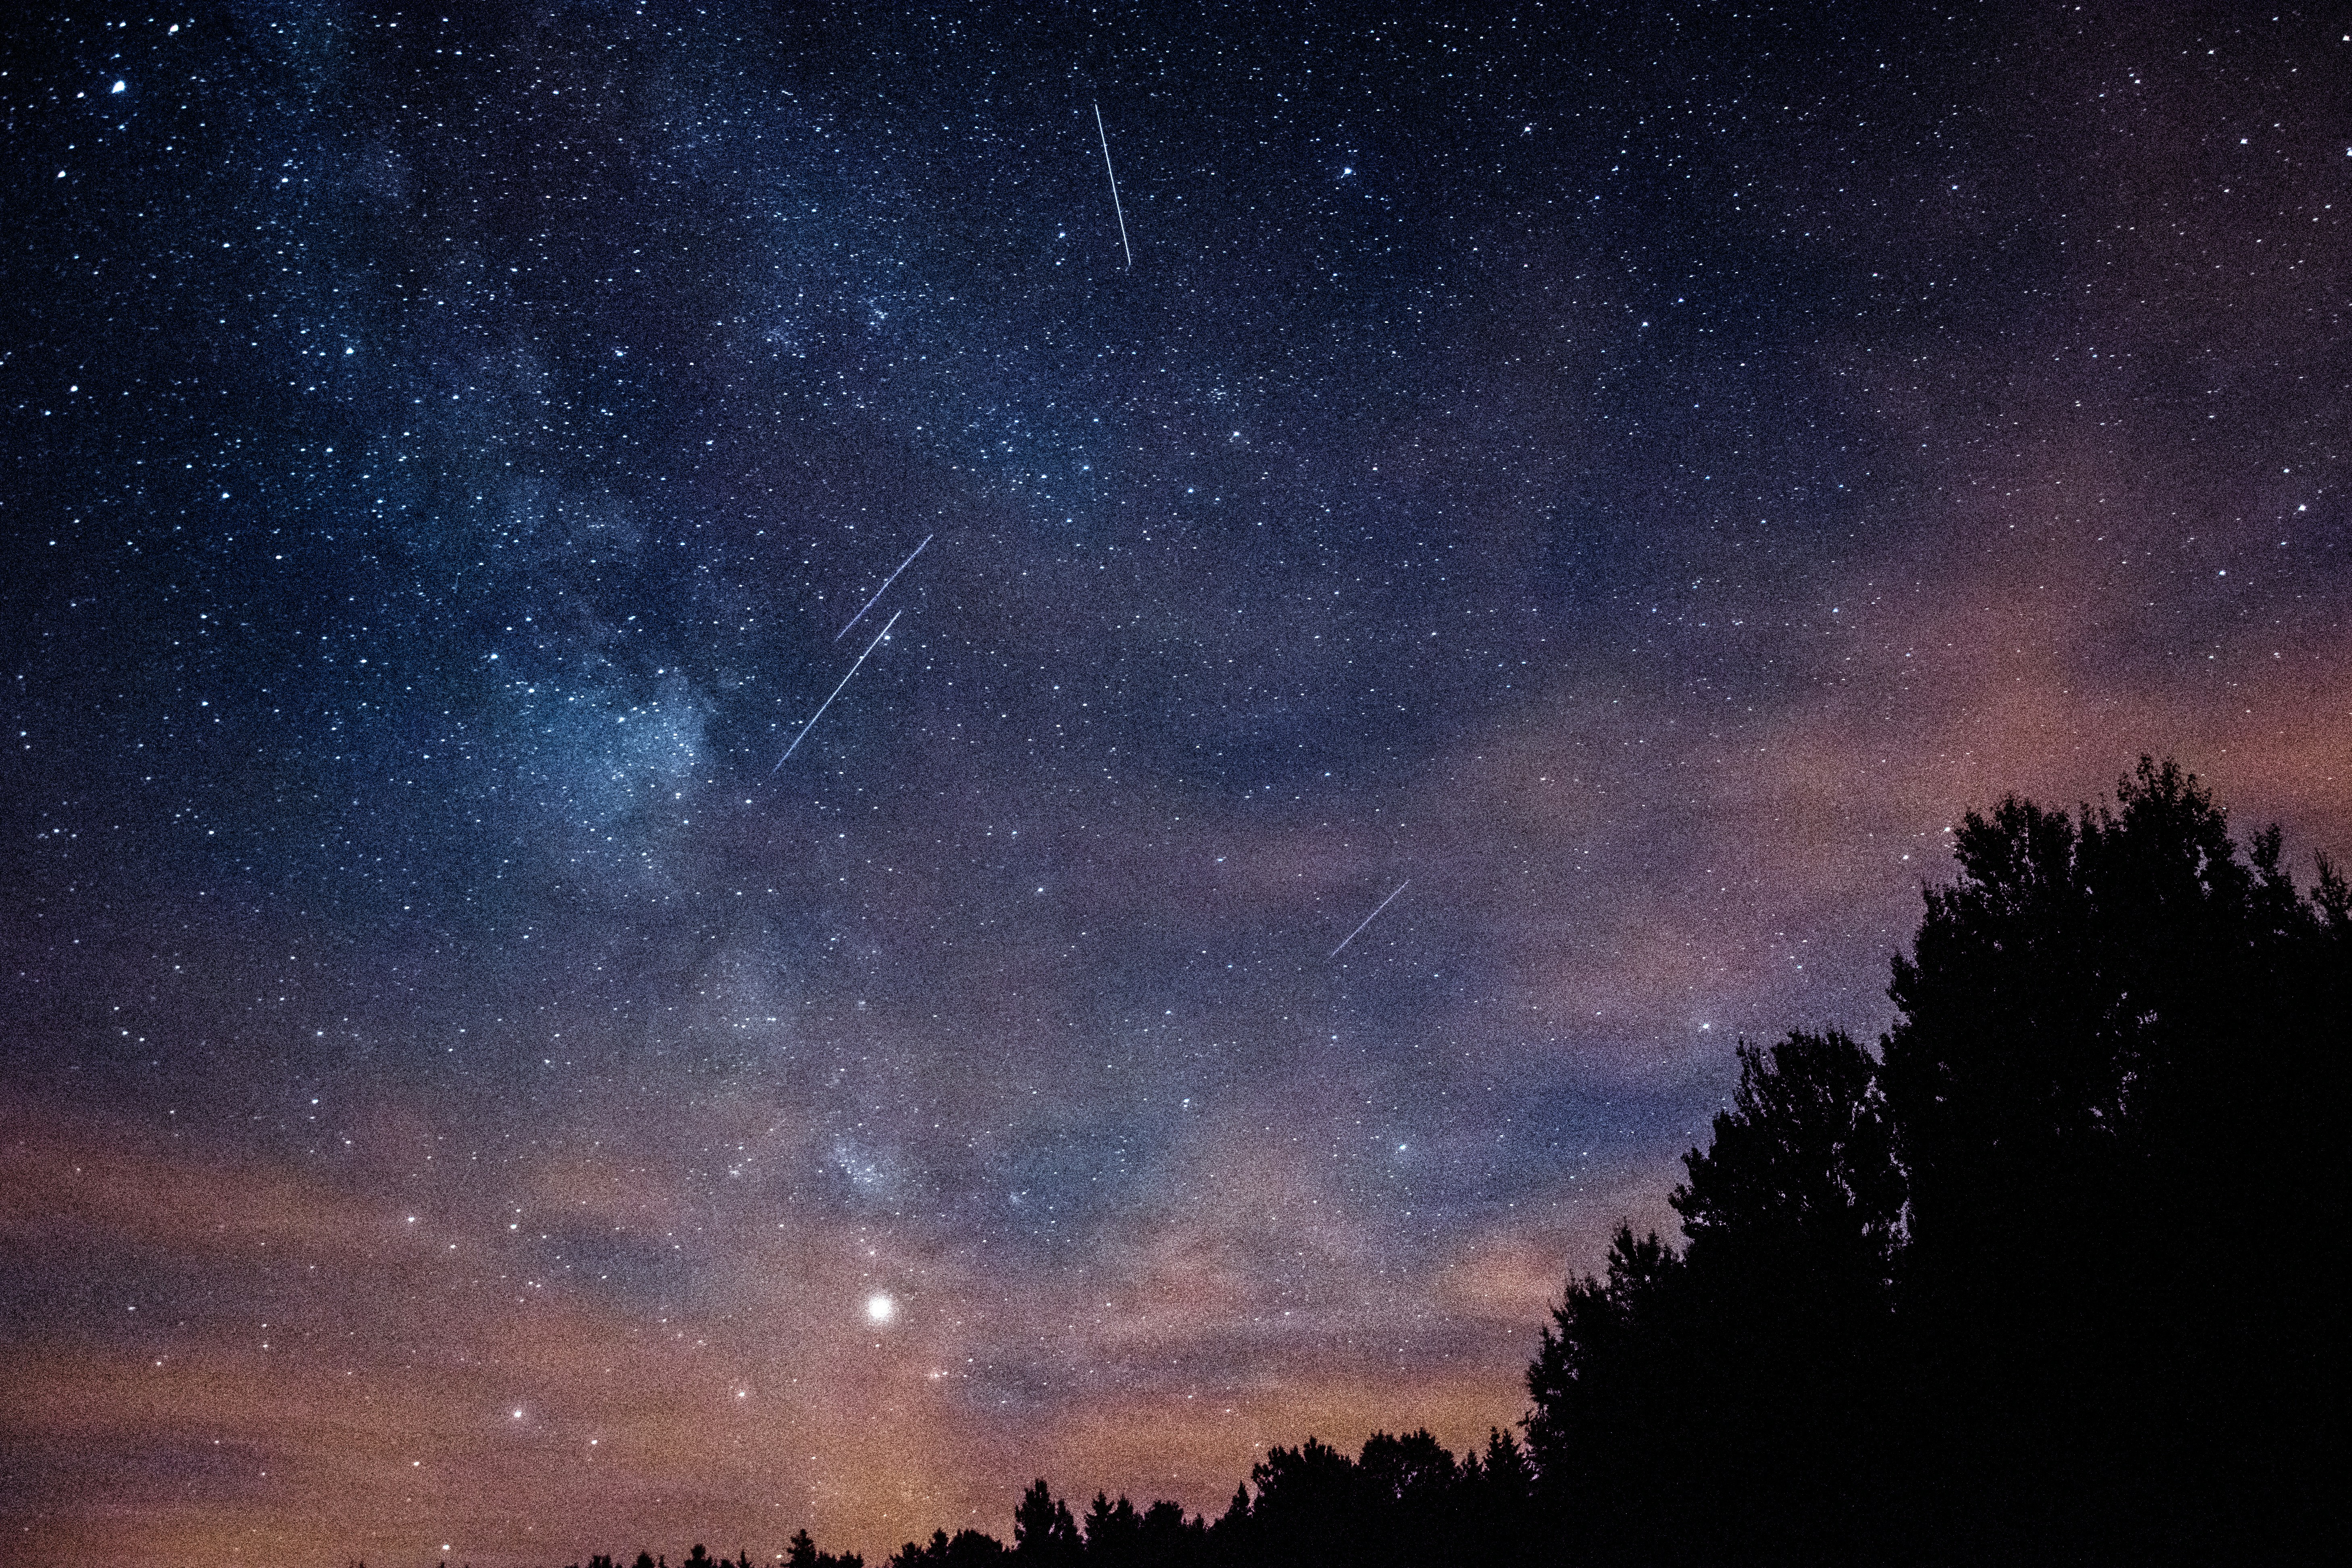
[3,6,2346,1564]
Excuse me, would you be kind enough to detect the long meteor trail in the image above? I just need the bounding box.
[1094,102,1132,268]
[772,609,901,774]
[1329,880,1411,959]
[837,533,931,641]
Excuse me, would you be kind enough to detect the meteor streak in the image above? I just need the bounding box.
[1329,880,1411,959]
[772,609,901,774]
[837,533,932,641]
[1094,102,1133,268]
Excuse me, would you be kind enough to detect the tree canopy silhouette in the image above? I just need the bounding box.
[1526,758,2344,1566]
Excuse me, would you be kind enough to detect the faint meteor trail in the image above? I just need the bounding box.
[836,533,931,641]
[1330,880,1411,958]
[1094,102,1133,268]
[772,609,901,774]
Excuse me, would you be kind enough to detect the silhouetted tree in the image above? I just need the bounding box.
[1526,757,2346,1567]
[889,1528,1007,1568]
[786,1528,867,1568]
[1456,1429,1538,1567]
[1675,1031,1902,1287]
[1524,1225,1693,1563]
[1667,1029,1905,1564]
[1234,1435,1359,1568]
[1359,1430,1474,1568]
[1879,758,2345,1562]
[1355,1429,1453,1509]
[1079,1492,1143,1568]
[1013,1480,1083,1568]
[1129,1499,1203,1568]
[1201,1427,1529,1568]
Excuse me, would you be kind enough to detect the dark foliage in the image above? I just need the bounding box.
[1526,1029,1905,1566]
[1873,759,2345,1563]
[1527,758,2345,1566]
[577,1432,1536,1568]
[1012,1477,1085,1566]
[783,1531,865,1568]
[889,1528,1009,1568]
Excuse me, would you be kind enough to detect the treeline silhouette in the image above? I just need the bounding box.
[554,1430,1542,1568]
[547,761,2338,1568]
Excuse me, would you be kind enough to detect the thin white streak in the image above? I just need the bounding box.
[837,533,932,641]
[1095,102,1133,268]
[772,610,902,774]
[1329,880,1411,959]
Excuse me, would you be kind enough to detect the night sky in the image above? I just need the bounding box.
[3,4,2346,1563]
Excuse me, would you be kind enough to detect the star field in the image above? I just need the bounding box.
[2,5,2347,1564]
